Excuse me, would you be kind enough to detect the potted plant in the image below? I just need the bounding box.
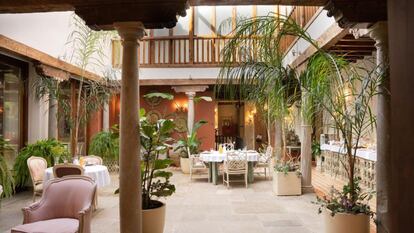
[302,52,381,233]
[174,120,207,174]
[312,141,323,171]
[116,112,176,233]
[0,137,14,198]
[273,158,301,196]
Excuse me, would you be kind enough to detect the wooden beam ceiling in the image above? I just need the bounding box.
[327,33,376,62]
[0,0,188,30]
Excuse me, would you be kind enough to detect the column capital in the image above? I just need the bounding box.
[114,22,146,41]
[185,91,196,98]
[368,21,388,49]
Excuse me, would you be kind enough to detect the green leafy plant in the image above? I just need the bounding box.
[140,116,176,209]
[311,140,321,160]
[174,120,207,158]
[0,137,14,198]
[13,139,67,188]
[89,125,119,160]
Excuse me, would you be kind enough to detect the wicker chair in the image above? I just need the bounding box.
[27,156,48,202]
[223,152,248,188]
[53,164,84,178]
[80,155,103,165]
[255,146,273,179]
[11,176,96,233]
[188,148,209,181]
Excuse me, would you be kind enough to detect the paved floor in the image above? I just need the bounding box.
[0,168,323,233]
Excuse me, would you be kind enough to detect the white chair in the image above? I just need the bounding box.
[27,156,48,202]
[221,143,234,151]
[255,146,273,179]
[80,155,103,165]
[188,147,209,181]
[223,152,248,188]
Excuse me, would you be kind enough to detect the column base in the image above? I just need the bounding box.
[301,185,314,194]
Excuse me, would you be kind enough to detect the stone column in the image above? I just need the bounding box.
[186,91,196,133]
[300,91,313,193]
[369,21,390,233]
[48,97,58,139]
[103,102,110,131]
[114,22,145,233]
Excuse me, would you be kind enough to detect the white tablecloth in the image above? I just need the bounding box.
[44,165,111,188]
[199,150,260,162]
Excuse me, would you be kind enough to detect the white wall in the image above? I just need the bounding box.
[283,9,335,66]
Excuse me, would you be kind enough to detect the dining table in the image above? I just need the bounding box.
[44,164,111,188]
[199,150,260,185]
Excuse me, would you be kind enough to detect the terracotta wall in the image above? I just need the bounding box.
[86,108,103,152]
[109,85,215,151]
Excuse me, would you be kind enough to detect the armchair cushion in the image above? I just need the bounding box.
[11,218,78,233]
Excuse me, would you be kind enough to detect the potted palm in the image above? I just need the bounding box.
[174,120,207,174]
[302,53,380,233]
[273,158,301,196]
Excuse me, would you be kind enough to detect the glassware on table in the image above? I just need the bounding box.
[53,156,60,166]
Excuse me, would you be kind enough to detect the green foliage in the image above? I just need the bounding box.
[174,120,207,158]
[89,125,119,160]
[311,141,321,159]
[0,137,14,198]
[140,117,176,209]
[144,92,174,100]
[13,139,67,188]
[314,177,375,217]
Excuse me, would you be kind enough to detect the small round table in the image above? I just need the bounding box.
[44,165,111,188]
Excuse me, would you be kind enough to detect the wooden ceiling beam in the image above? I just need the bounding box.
[189,0,327,6]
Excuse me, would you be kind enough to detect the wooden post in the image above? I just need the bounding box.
[114,22,145,233]
[189,7,194,64]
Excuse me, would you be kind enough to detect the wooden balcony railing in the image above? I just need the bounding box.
[111,6,320,68]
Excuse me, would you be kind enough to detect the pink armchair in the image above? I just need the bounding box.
[11,176,96,233]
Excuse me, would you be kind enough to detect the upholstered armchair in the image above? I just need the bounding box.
[27,156,47,202]
[53,164,84,178]
[11,175,96,233]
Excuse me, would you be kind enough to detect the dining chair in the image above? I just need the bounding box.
[27,156,48,202]
[11,175,96,233]
[80,155,103,165]
[255,146,273,179]
[53,164,84,178]
[223,152,248,188]
[188,148,209,181]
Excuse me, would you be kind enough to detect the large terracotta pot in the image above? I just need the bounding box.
[272,171,301,196]
[180,157,190,174]
[142,201,166,233]
[323,210,370,233]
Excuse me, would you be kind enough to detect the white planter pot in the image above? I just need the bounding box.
[180,157,190,174]
[272,171,301,196]
[142,201,166,233]
[316,156,324,172]
[323,210,370,233]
